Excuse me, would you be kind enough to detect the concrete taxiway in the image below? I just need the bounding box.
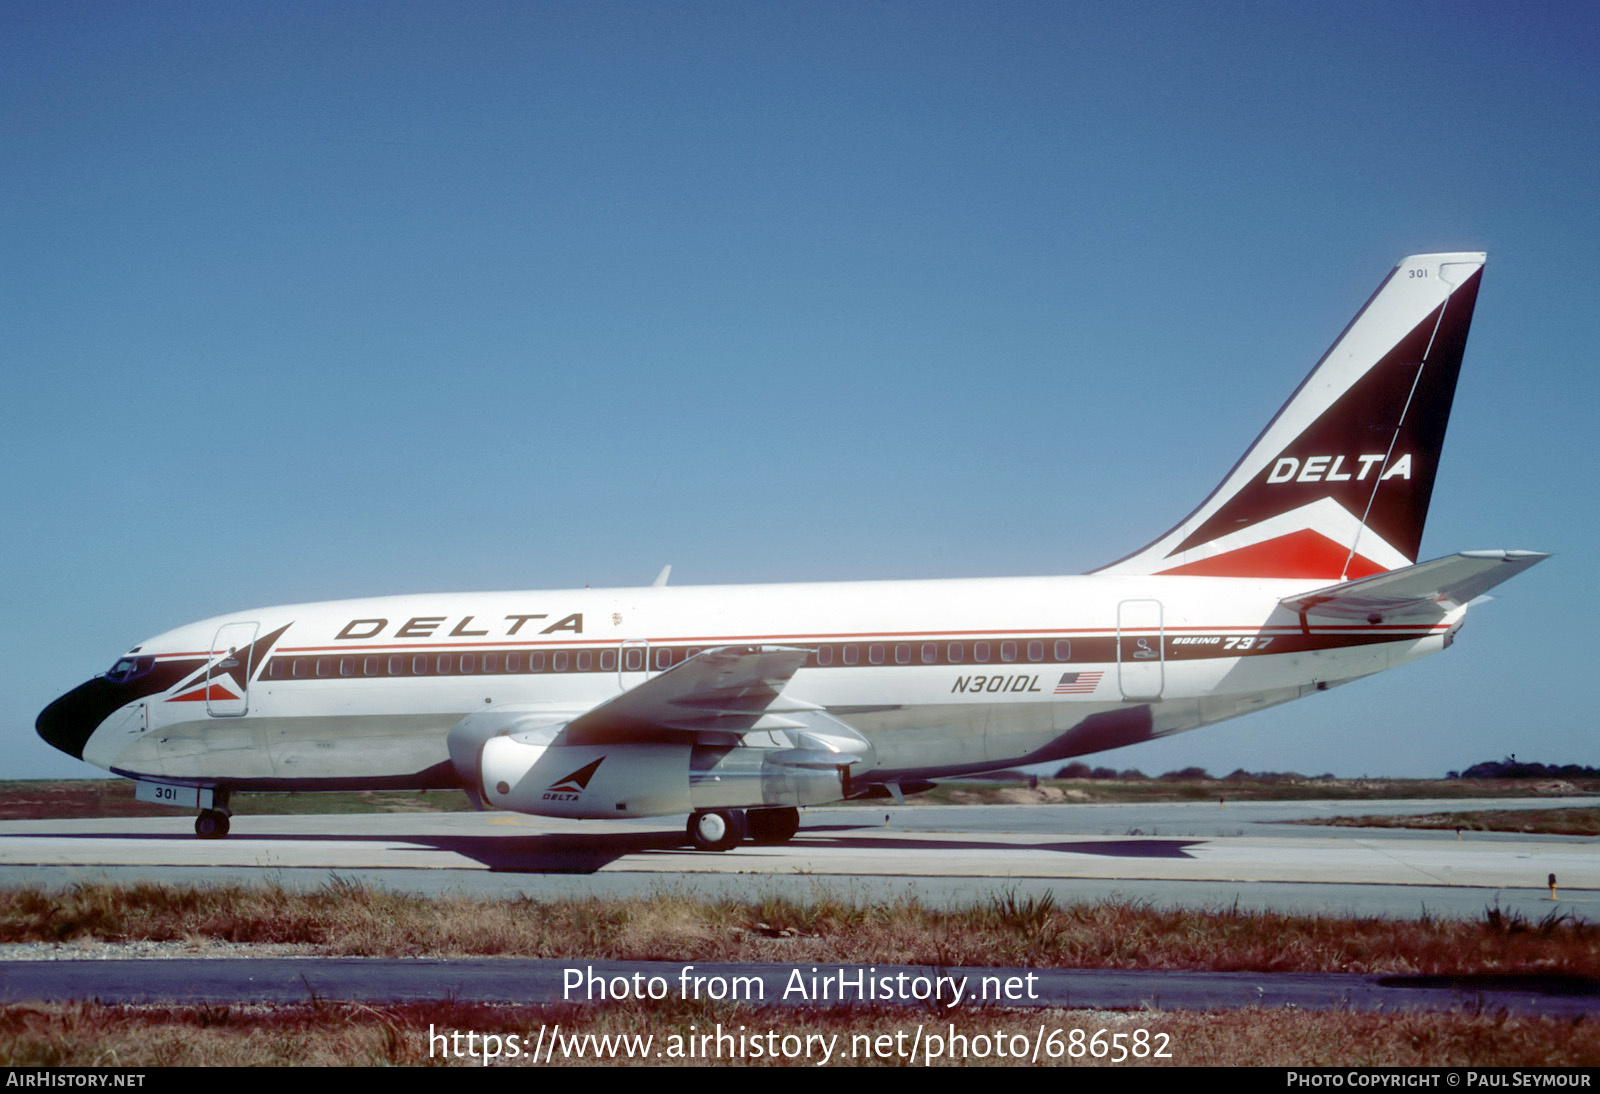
[0,798,1593,920]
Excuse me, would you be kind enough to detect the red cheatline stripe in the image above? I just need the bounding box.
[277,620,1446,653]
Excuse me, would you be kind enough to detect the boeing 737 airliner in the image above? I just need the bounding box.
[37,252,1545,847]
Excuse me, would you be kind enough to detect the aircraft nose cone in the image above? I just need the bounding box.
[36,681,116,761]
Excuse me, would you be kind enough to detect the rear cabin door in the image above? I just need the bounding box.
[1116,599,1164,701]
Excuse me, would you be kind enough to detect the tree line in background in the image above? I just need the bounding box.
[1046,758,1598,781]
[1049,764,1336,782]
[1448,757,1600,780]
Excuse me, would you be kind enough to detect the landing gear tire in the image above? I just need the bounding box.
[195,810,230,839]
[747,806,800,844]
[687,809,747,852]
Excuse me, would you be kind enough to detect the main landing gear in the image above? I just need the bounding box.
[685,807,800,852]
[747,806,801,844]
[195,808,231,839]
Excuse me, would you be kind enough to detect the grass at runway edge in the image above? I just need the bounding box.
[2,776,1594,822]
[4,999,1597,1067]
[1289,808,1600,838]
[3,880,1596,976]
[5,882,1596,1066]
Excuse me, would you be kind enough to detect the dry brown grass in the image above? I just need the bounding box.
[1293,808,1600,837]
[0,780,472,821]
[3,881,1596,978]
[914,776,1600,806]
[3,999,1596,1066]
[4,776,1592,821]
[6,883,1596,1067]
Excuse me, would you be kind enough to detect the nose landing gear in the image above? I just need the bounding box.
[195,808,231,839]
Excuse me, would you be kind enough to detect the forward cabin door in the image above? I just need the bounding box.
[207,621,259,717]
[1116,600,1164,701]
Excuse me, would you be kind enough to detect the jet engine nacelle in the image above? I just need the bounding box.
[476,730,853,819]
[481,736,693,818]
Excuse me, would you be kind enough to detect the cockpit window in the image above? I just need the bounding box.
[104,656,155,683]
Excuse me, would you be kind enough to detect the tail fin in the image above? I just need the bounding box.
[1096,252,1486,580]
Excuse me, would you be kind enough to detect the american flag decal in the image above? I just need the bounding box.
[1054,671,1104,694]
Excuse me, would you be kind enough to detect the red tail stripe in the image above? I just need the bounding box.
[1155,529,1386,580]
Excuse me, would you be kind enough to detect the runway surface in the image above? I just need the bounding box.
[0,798,1593,920]
[3,798,1595,1014]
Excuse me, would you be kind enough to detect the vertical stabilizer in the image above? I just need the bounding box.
[1095,253,1485,580]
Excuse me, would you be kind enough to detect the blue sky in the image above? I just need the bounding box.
[4,1,1595,781]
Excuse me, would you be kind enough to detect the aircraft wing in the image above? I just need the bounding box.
[561,645,872,763]
[451,644,872,795]
[568,645,813,734]
[1280,550,1549,621]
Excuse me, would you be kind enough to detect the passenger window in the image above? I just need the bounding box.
[528,652,545,671]
[1054,639,1071,661]
[505,653,523,673]
[816,645,833,666]
[973,642,990,663]
[868,644,885,665]
[461,654,477,674]
[363,656,379,676]
[843,645,859,665]
[654,648,673,670]
[577,650,593,671]
[389,655,405,675]
[894,643,910,664]
[948,642,964,663]
[1001,642,1017,663]
[922,643,937,664]
[437,655,453,675]
[268,660,285,679]
[601,649,618,671]
[552,651,568,672]
[412,655,429,675]
[1027,641,1044,662]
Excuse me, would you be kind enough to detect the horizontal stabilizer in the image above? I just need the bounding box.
[1281,550,1549,621]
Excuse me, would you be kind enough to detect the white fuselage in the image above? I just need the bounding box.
[73,572,1455,805]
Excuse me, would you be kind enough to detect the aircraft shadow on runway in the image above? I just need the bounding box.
[24,823,1206,874]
